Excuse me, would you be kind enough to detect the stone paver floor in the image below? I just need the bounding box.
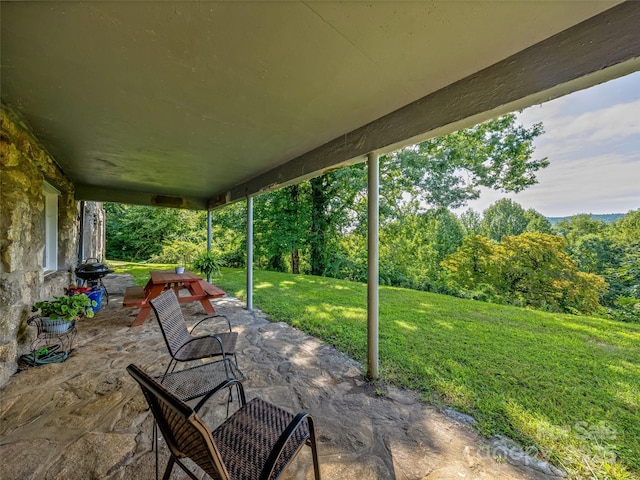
[0,275,559,479]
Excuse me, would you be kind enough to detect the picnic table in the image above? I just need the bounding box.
[123,270,225,326]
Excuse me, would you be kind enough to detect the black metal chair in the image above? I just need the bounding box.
[127,363,321,480]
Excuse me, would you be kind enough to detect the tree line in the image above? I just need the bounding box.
[105,113,638,321]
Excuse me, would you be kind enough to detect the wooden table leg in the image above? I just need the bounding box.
[199,299,216,315]
[187,282,216,314]
[131,306,152,327]
[130,283,165,327]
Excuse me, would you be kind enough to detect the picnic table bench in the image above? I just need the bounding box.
[123,271,226,326]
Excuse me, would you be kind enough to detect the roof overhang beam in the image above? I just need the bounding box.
[75,184,209,210]
[214,1,640,210]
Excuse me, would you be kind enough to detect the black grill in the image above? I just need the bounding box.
[74,258,114,304]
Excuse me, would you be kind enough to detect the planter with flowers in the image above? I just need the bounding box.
[32,294,97,333]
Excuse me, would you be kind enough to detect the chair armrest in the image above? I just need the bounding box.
[191,314,232,334]
[194,377,247,413]
[259,412,313,480]
[172,333,228,361]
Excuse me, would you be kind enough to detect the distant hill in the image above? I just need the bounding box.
[547,213,625,226]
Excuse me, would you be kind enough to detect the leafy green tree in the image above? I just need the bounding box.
[609,209,640,250]
[254,184,311,273]
[382,114,547,212]
[554,212,638,317]
[308,166,367,276]
[203,202,248,268]
[379,208,464,291]
[606,210,640,321]
[443,232,607,315]
[497,233,607,314]
[306,114,546,277]
[309,175,333,276]
[555,214,607,240]
[328,232,368,283]
[554,214,613,277]
[480,199,553,241]
[524,208,553,234]
[458,208,482,236]
[105,204,198,261]
[441,235,496,290]
[568,233,621,275]
[481,199,530,241]
[151,240,205,264]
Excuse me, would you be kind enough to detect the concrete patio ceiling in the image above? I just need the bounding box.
[2,1,639,210]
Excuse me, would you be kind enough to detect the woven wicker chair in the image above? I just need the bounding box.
[148,289,247,478]
[149,289,240,379]
[127,363,321,480]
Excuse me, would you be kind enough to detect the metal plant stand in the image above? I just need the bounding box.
[23,315,77,365]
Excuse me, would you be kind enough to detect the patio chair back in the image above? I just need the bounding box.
[150,289,198,358]
[127,363,229,480]
[128,363,321,480]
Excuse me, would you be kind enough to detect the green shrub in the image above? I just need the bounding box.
[610,297,640,323]
[150,240,204,264]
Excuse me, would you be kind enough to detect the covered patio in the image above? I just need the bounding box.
[0,275,555,479]
[2,2,640,478]
[2,2,639,380]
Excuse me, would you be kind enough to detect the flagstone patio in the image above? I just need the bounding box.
[0,275,561,479]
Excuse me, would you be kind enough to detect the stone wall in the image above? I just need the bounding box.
[0,105,78,386]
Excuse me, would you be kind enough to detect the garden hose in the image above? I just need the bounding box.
[19,344,69,366]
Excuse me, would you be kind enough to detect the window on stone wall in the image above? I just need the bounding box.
[42,181,59,272]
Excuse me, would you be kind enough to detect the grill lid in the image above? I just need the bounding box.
[75,258,114,277]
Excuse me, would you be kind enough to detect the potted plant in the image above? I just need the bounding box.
[175,254,189,274]
[32,294,97,333]
[193,251,221,282]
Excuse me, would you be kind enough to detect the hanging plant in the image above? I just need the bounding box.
[193,252,221,280]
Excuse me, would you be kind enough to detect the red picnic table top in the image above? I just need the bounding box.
[123,270,225,326]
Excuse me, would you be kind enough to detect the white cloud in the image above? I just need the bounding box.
[465,149,640,217]
[519,98,640,160]
[546,100,637,138]
[465,73,640,217]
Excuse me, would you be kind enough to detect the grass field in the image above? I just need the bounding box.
[110,262,640,479]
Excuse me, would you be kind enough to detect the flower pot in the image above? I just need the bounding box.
[42,318,72,334]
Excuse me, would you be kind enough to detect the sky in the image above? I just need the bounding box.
[463,70,640,218]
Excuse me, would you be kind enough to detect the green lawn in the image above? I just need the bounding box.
[110,262,640,479]
[108,260,177,285]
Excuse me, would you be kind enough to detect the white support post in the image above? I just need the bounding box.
[246,196,254,312]
[367,152,379,380]
[207,211,212,251]
[206,210,212,282]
